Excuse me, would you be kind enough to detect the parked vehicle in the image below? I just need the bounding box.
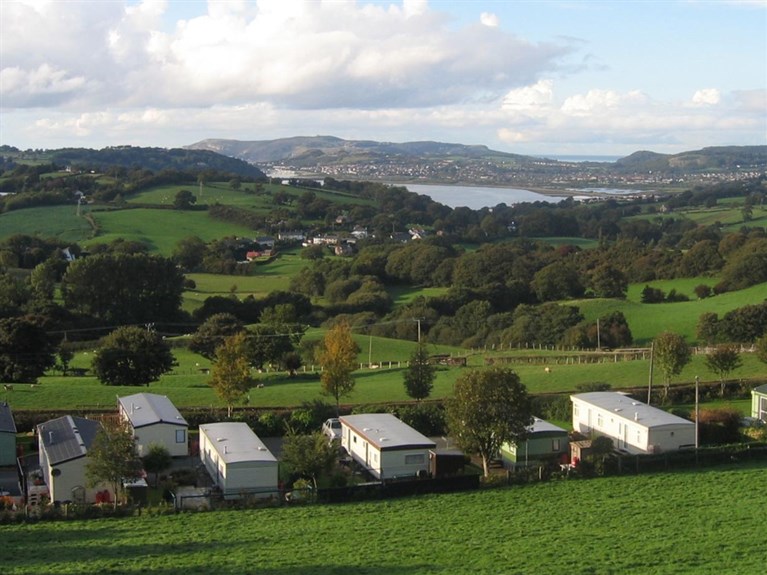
[321,418,342,442]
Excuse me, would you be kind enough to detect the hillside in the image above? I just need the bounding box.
[186,137,766,186]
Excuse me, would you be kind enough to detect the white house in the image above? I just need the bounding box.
[37,416,111,504]
[571,392,695,455]
[340,413,435,480]
[118,393,188,457]
[751,384,767,422]
[198,422,278,499]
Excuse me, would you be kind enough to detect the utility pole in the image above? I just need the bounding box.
[694,375,700,451]
[647,342,654,404]
[596,317,601,351]
[414,318,422,343]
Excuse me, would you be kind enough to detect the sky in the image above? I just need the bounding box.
[1,0,766,157]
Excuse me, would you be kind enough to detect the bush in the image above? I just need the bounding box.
[697,408,742,445]
[397,403,446,436]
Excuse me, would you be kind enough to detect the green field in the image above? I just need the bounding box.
[0,205,93,243]
[2,464,765,574]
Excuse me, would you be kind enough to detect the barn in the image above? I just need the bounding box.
[198,422,278,499]
[571,392,695,454]
[340,413,435,480]
[37,416,111,504]
[118,393,188,457]
[500,417,569,469]
[0,402,17,466]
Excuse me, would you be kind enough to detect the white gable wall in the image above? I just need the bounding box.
[128,421,187,458]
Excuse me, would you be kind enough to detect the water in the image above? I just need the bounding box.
[403,184,567,210]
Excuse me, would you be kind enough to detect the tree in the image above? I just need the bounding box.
[56,339,75,376]
[653,331,692,399]
[756,334,767,364]
[315,321,359,414]
[446,367,532,477]
[92,326,176,386]
[189,313,245,360]
[403,343,435,401]
[0,316,55,383]
[142,444,172,488]
[705,344,743,396]
[172,235,207,271]
[247,323,304,371]
[86,419,143,508]
[209,332,253,417]
[280,430,338,491]
[589,263,628,298]
[61,253,184,324]
[173,189,197,210]
[531,261,584,302]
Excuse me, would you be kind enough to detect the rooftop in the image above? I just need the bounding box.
[571,392,694,429]
[38,416,101,465]
[0,402,16,434]
[527,417,567,435]
[199,422,276,465]
[118,393,188,428]
[340,413,436,451]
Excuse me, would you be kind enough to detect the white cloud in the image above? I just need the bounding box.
[480,12,499,27]
[691,88,721,106]
[502,80,554,113]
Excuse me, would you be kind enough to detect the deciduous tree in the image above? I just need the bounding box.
[86,420,143,508]
[280,430,338,491]
[653,331,692,399]
[209,332,253,417]
[92,326,175,386]
[189,313,245,360]
[446,367,532,477]
[705,344,743,396]
[316,321,359,414]
[0,316,55,383]
[142,444,172,488]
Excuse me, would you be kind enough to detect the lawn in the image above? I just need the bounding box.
[0,205,93,244]
[2,464,765,574]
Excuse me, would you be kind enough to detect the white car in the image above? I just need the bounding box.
[321,418,342,442]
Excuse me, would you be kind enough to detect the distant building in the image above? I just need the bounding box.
[571,392,695,455]
[118,393,188,457]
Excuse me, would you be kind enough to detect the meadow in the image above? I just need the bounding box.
[2,464,764,574]
[0,205,93,244]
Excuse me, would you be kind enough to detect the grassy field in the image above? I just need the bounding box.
[4,338,763,411]
[0,205,93,243]
[2,464,765,574]
[575,280,767,344]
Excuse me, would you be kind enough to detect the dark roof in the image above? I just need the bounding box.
[752,384,767,395]
[38,416,101,465]
[0,403,16,433]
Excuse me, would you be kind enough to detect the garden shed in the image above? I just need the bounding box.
[37,416,111,504]
[571,392,695,455]
[0,402,17,466]
[198,422,278,499]
[118,393,188,457]
[500,417,569,469]
[340,413,435,480]
[751,384,767,423]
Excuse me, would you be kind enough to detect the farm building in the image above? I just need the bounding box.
[500,417,569,469]
[751,384,767,423]
[36,416,111,504]
[118,393,188,457]
[0,402,17,466]
[199,422,278,499]
[571,392,695,455]
[340,413,435,480]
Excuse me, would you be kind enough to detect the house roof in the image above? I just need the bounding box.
[38,416,101,465]
[199,423,276,465]
[752,384,767,395]
[118,393,188,429]
[527,417,568,435]
[340,413,436,451]
[0,402,16,434]
[571,392,694,429]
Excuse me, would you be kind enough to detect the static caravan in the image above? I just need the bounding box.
[199,422,278,499]
[571,392,695,455]
[37,416,111,504]
[500,417,569,469]
[118,393,188,457]
[751,384,767,423]
[340,413,435,480]
[0,402,17,466]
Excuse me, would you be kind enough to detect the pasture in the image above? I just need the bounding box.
[2,464,765,574]
[0,205,93,243]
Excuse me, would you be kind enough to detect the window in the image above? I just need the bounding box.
[552,439,561,451]
[176,429,186,443]
[405,454,425,465]
[574,405,579,417]
[597,414,604,428]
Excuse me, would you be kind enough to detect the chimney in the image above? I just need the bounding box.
[224,445,228,454]
[634,412,639,421]
[49,431,54,444]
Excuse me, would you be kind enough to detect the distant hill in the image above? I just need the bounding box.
[186,136,534,167]
[614,146,767,172]
[33,146,267,179]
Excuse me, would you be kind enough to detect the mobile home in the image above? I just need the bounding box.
[118,393,188,457]
[500,417,569,469]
